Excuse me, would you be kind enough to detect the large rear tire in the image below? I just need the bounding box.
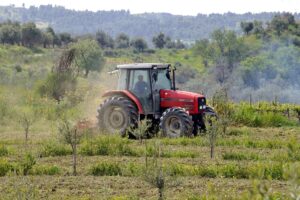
[159,107,193,138]
[97,96,138,136]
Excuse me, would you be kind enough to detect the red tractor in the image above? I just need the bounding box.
[97,63,216,138]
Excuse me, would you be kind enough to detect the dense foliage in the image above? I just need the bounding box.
[1,5,300,42]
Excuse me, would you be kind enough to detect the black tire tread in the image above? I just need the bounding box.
[159,107,193,137]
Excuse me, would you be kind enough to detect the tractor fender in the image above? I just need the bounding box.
[102,90,144,114]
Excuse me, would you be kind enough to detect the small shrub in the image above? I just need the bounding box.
[90,162,122,176]
[166,151,197,158]
[223,152,247,160]
[30,165,60,175]
[222,165,238,178]
[263,164,284,180]
[79,140,95,156]
[40,141,71,157]
[168,163,186,176]
[197,167,218,178]
[80,136,137,156]
[227,128,250,136]
[94,141,110,155]
[123,162,141,177]
[0,159,12,176]
[287,139,300,161]
[144,49,156,54]
[20,153,36,175]
[15,65,22,72]
[0,145,8,156]
[116,142,139,156]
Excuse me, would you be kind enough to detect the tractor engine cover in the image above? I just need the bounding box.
[160,89,206,114]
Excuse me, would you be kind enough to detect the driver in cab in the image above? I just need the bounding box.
[134,75,148,95]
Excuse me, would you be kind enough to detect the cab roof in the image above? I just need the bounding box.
[117,63,170,69]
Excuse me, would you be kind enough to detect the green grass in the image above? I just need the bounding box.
[0,145,9,157]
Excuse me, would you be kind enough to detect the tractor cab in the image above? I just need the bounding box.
[116,63,173,115]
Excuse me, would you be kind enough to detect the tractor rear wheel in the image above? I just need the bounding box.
[160,107,193,138]
[97,96,138,136]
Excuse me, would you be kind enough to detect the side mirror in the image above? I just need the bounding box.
[152,72,158,82]
[166,70,171,80]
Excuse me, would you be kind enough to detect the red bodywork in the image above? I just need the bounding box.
[160,89,205,114]
[103,89,205,115]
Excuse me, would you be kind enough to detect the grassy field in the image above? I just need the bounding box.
[0,45,300,199]
[0,124,299,199]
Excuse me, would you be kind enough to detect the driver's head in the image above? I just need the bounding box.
[138,75,143,81]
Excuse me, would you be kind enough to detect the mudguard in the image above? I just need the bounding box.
[102,90,144,114]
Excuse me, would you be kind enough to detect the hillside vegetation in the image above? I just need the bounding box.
[1,5,300,41]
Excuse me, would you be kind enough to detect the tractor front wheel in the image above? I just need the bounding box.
[160,107,193,138]
[97,96,138,136]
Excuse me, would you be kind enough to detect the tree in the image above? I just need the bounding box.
[37,49,78,103]
[144,138,165,200]
[21,22,42,47]
[194,39,213,67]
[0,22,21,45]
[42,31,54,48]
[270,13,296,36]
[18,107,36,144]
[165,37,186,49]
[58,118,83,176]
[72,39,105,77]
[59,32,72,46]
[253,20,264,37]
[115,33,130,48]
[131,38,148,52]
[152,32,167,49]
[240,21,254,35]
[95,30,114,48]
[44,26,56,48]
[209,29,247,83]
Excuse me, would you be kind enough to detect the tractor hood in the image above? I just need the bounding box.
[160,89,206,114]
[160,89,204,100]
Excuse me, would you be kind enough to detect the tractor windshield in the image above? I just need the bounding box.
[154,69,172,90]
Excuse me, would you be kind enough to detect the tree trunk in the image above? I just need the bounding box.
[158,188,164,200]
[85,69,89,77]
[210,144,214,159]
[72,130,77,176]
[25,126,29,143]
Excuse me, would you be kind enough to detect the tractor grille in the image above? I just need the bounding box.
[198,97,206,111]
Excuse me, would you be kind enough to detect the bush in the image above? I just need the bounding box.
[227,127,250,136]
[263,164,284,180]
[30,165,60,175]
[232,103,296,127]
[0,96,9,121]
[90,162,122,176]
[40,141,71,157]
[197,167,218,178]
[168,163,186,176]
[0,145,8,156]
[79,136,137,156]
[223,152,247,160]
[222,152,259,161]
[0,159,12,176]
[20,153,36,175]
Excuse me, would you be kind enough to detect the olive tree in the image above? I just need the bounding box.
[18,107,36,144]
[58,118,83,176]
[72,39,106,77]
